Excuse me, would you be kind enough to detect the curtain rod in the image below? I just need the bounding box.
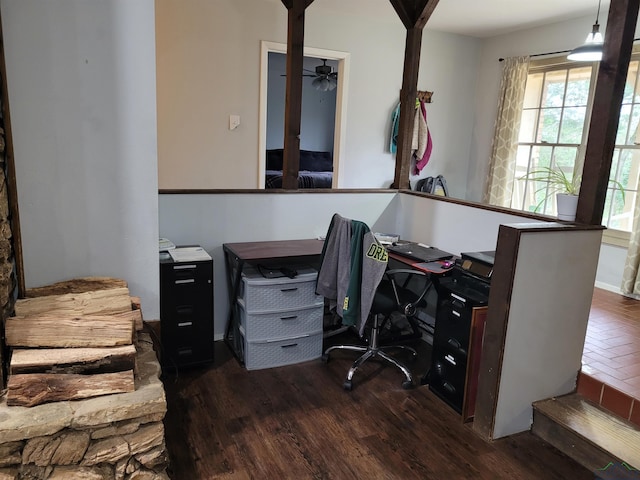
[498,49,570,62]
[499,38,640,62]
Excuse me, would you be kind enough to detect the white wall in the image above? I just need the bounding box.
[492,228,602,438]
[158,191,559,339]
[396,195,544,257]
[1,0,160,318]
[158,192,400,338]
[155,0,480,191]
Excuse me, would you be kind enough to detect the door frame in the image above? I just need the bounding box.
[258,40,350,188]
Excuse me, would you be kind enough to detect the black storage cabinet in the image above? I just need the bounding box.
[160,252,214,368]
[427,274,489,415]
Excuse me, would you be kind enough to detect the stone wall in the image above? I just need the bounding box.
[0,123,17,390]
[0,334,169,480]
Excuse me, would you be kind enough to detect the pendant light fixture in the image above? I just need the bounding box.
[567,0,604,61]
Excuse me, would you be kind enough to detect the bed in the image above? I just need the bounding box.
[265,149,333,189]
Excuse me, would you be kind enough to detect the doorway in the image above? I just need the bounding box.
[258,41,350,188]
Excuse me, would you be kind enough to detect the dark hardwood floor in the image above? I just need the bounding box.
[162,332,592,479]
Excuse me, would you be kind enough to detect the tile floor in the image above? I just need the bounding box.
[579,287,640,425]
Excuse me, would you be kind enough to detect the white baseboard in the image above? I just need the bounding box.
[594,281,622,295]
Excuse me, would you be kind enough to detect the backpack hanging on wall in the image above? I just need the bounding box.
[415,175,448,196]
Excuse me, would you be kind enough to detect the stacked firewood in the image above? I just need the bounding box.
[4,277,144,407]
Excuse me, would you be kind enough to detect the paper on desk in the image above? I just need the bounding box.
[169,247,211,262]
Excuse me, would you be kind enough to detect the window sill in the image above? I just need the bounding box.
[602,228,630,248]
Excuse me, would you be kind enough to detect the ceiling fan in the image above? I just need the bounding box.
[281,58,338,91]
[305,59,338,91]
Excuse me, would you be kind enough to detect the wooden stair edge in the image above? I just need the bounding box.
[532,393,640,472]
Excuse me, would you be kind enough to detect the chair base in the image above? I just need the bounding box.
[322,315,417,390]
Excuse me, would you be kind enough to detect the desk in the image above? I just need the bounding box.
[223,239,324,365]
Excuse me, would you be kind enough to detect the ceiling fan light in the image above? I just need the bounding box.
[313,76,331,91]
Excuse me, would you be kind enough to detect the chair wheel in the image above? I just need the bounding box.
[343,379,353,391]
[321,353,330,363]
[402,380,414,390]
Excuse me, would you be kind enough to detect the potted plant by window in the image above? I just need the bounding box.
[521,166,624,222]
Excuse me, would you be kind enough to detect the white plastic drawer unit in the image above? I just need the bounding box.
[237,299,323,341]
[240,328,323,371]
[238,267,323,313]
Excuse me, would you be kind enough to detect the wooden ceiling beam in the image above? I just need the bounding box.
[280,0,313,9]
[389,0,414,29]
[576,0,639,224]
[390,0,439,29]
[415,0,440,29]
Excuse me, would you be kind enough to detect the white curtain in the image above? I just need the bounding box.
[483,56,530,207]
[622,197,640,298]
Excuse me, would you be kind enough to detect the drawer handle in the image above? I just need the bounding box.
[281,343,298,349]
[177,348,193,356]
[178,321,193,327]
[176,305,193,315]
[175,279,195,284]
[280,316,298,321]
[280,287,298,293]
[174,264,197,270]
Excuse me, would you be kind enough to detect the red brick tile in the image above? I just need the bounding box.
[577,374,603,403]
[601,385,633,420]
[582,288,640,403]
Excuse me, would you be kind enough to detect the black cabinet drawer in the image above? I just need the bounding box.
[160,252,214,369]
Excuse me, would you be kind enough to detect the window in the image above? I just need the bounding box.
[512,55,640,238]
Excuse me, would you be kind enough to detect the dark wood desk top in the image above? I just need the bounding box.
[223,239,324,261]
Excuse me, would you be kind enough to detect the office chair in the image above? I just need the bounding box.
[316,213,432,390]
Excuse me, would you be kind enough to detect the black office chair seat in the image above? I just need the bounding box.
[322,268,432,390]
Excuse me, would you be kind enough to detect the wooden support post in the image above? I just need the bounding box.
[281,0,314,190]
[576,0,639,225]
[389,0,440,189]
[394,27,422,189]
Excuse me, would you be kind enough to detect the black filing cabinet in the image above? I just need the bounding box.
[160,250,214,369]
[427,272,489,420]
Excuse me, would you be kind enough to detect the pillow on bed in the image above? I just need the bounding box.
[266,149,333,172]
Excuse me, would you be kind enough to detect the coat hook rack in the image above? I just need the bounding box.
[399,89,434,103]
[417,90,433,103]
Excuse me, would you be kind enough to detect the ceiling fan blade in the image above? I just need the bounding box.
[281,74,321,78]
